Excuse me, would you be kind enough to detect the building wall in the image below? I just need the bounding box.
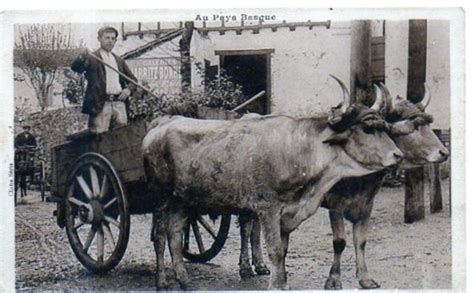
[124,38,182,94]
[14,20,450,131]
[192,20,450,129]
[385,20,450,130]
[192,21,352,117]
[426,20,450,130]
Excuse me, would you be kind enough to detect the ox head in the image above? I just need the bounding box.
[323,75,403,171]
[376,83,449,167]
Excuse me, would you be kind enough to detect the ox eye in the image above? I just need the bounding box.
[362,127,374,134]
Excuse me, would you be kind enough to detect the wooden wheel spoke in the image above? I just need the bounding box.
[97,228,104,263]
[103,197,117,210]
[76,175,93,199]
[68,197,89,208]
[196,215,217,240]
[191,221,205,254]
[99,175,109,199]
[74,220,85,230]
[102,223,116,248]
[83,227,96,253]
[89,166,100,198]
[104,216,120,228]
[183,223,190,251]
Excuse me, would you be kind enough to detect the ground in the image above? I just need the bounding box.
[15,180,451,290]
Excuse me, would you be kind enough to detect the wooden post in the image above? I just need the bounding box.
[404,168,425,223]
[179,21,194,93]
[407,20,428,103]
[428,163,443,213]
[350,20,372,103]
[404,19,427,223]
[121,23,126,40]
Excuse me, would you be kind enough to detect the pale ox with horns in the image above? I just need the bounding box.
[237,81,449,290]
[142,75,403,290]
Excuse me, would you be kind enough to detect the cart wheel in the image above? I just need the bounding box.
[183,212,231,263]
[64,153,130,273]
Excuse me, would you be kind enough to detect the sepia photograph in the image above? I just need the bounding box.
[1,8,465,291]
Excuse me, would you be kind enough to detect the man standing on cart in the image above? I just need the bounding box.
[71,26,137,133]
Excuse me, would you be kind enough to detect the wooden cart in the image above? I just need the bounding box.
[51,120,232,273]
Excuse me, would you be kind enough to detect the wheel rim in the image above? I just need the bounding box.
[65,153,130,272]
[183,212,231,263]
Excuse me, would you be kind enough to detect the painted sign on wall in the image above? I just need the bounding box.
[126,57,181,94]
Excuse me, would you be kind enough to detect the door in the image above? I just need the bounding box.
[217,50,273,114]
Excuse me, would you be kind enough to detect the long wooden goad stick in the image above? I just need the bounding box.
[88,49,261,116]
[86,50,162,99]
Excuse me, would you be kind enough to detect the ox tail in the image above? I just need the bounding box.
[143,156,156,186]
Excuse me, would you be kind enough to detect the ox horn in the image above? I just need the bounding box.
[330,74,351,112]
[371,84,384,111]
[420,83,432,111]
[379,83,394,114]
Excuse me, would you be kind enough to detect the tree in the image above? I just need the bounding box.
[14,24,83,110]
[14,96,34,133]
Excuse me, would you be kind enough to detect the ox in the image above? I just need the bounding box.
[142,76,403,290]
[322,84,449,289]
[238,83,449,289]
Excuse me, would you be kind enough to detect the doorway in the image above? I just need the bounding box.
[216,49,273,114]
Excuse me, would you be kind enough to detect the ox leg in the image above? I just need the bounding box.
[353,218,380,289]
[324,211,345,290]
[251,219,270,275]
[168,206,189,290]
[259,211,289,290]
[152,209,169,290]
[238,214,255,279]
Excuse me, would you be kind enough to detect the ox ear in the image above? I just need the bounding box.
[323,130,351,145]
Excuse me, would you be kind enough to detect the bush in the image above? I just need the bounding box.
[59,68,86,105]
[127,65,246,121]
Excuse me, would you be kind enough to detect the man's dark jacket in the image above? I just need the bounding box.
[71,49,137,116]
[15,132,37,148]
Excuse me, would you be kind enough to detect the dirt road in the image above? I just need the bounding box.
[16,180,451,290]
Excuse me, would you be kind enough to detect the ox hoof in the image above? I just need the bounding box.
[155,279,169,291]
[178,281,189,291]
[268,284,291,290]
[239,267,256,279]
[359,279,380,289]
[176,271,190,290]
[255,264,270,275]
[255,264,270,276]
[156,282,170,291]
[324,277,342,290]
